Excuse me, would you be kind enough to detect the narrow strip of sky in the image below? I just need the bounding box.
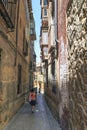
[32,0,41,63]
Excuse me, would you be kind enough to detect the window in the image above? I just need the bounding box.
[51,61,55,76]
[29,61,32,69]
[42,32,48,44]
[43,0,48,6]
[42,8,48,16]
[23,29,28,56]
[51,51,55,76]
[46,61,48,87]
[43,47,48,56]
[17,64,22,94]
[30,28,34,35]
[1,0,16,27]
[44,8,47,16]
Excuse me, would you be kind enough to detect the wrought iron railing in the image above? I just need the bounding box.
[0,0,16,28]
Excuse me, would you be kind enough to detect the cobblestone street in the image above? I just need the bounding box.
[3,94,61,130]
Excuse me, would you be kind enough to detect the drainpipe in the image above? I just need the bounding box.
[14,0,20,66]
[55,0,59,58]
[55,0,58,41]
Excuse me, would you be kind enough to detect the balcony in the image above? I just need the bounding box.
[42,20,48,28]
[30,19,36,40]
[30,29,36,40]
[0,0,15,29]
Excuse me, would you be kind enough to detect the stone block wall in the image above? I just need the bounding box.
[0,0,30,129]
[67,0,87,130]
[45,0,70,129]
[0,32,29,129]
[45,85,60,122]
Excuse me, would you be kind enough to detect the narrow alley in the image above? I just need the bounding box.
[3,94,61,130]
[0,0,87,130]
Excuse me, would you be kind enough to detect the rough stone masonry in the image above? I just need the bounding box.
[67,0,87,130]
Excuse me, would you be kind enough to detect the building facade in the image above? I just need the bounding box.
[29,15,36,89]
[0,0,36,129]
[40,0,87,130]
[40,0,60,122]
[40,0,48,91]
[34,63,44,94]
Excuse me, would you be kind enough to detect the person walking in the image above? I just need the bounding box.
[29,88,36,113]
[39,86,41,94]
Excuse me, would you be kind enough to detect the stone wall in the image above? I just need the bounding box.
[45,0,70,128]
[0,0,30,129]
[45,85,60,121]
[67,0,87,130]
[0,30,29,129]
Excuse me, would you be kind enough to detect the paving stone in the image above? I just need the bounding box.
[3,94,61,130]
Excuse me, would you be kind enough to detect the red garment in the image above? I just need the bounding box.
[29,92,36,100]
